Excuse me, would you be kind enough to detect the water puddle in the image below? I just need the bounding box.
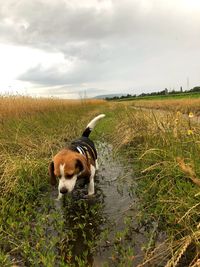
[93,142,148,266]
[50,142,153,266]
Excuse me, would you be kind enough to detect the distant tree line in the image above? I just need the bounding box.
[105,86,200,100]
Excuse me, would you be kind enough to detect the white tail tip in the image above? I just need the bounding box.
[87,114,105,129]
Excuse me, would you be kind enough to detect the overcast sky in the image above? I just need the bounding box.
[0,0,200,98]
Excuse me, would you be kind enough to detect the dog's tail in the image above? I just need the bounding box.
[82,114,106,137]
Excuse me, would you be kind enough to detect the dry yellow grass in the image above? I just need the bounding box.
[131,98,200,115]
[177,157,200,187]
[0,96,106,196]
[0,95,105,121]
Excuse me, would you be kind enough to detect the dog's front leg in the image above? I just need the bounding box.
[56,192,63,201]
[88,165,95,196]
[56,186,63,200]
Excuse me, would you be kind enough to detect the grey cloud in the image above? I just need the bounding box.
[1,0,200,63]
[0,0,114,48]
[61,42,113,63]
[18,60,111,86]
[1,0,200,97]
[2,0,198,50]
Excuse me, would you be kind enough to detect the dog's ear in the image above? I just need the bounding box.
[75,159,84,174]
[48,161,57,186]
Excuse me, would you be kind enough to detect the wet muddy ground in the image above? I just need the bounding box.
[50,142,152,266]
[93,142,147,266]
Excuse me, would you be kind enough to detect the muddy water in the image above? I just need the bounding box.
[52,142,149,266]
[96,142,133,222]
[93,142,145,266]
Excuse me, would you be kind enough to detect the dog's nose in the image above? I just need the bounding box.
[60,187,68,194]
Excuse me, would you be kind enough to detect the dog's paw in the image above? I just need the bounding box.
[56,194,63,201]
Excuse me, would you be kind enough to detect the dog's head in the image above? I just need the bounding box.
[49,149,90,194]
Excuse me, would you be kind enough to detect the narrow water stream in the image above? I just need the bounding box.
[50,142,151,266]
[93,142,147,266]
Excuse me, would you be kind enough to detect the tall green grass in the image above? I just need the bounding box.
[110,104,200,266]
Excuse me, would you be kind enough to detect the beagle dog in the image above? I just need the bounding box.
[49,114,105,199]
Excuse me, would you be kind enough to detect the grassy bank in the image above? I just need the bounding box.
[110,103,200,266]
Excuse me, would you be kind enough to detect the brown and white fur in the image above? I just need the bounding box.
[49,114,105,200]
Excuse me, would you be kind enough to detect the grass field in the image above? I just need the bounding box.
[118,92,200,102]
[129,98,200,116]
[0,96,200,266]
